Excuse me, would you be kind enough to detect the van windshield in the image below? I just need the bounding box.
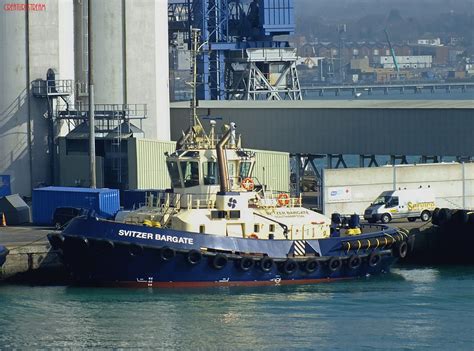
[373,196,391,205]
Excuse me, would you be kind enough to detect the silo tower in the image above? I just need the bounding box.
[0,0,74,197]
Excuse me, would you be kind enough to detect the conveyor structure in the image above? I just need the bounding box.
[168,0,302,100]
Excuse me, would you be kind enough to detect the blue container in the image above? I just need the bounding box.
[32,186,120,225]
[0,175,12,198]
[121,189,166,210]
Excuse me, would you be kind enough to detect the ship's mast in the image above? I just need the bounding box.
[187,28,209,147]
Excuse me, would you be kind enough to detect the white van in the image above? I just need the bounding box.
[364,188,436,224]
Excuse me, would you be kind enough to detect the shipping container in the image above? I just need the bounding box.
[32,187,120,225]
[0,175,11,198]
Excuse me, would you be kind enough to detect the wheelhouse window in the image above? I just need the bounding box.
[203,161,219,185]
[228,162,236,187]
[239,161,252,180]
[166,161,182,188]
[180,161,200,187]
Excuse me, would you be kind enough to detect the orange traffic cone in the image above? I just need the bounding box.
[1,213,6,227]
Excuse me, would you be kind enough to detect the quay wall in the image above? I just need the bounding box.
[323,163,474,216]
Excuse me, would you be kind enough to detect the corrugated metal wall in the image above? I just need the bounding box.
[128,139,176,189]
[251,149,289,192]
[127,139,289,192]
[170,101,474,157]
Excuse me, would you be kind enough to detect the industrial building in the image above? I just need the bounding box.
[379,55,433,69]
[170,100,474,158]
[0,0,170,197]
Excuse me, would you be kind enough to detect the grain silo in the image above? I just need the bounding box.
[0,0,74,197]
[73,0,170,141]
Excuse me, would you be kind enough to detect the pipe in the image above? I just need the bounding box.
[217,124,234,193]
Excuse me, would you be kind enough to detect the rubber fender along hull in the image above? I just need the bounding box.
[48,216,406,288]
[50,241,398,288]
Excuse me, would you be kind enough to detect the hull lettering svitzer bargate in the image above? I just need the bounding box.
[118,229,194,245]
[47,30,412,288]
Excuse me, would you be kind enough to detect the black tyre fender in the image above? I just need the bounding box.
[368,252,382,267]
[302,258,319,273]
[393,241,408,258]
[211,254,228,270]
[347,255,361,270]
[186,249,202,265]
[328,256,342,272]
[129,244,144,257]
[453,210,469,225]
[48,233,65,249]
[431,207,440,225]
[65,236,89,251]
[238,257,254,271]
[438,208,452,226]
[281,259,298,275]
[260,256,274,272]
[160,246,176,261]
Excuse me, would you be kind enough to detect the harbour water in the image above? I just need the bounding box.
[1,265,473,350]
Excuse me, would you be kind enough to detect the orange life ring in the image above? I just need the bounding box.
[277,193,290,207]
[248,233,259,239]
[241,177,255,191]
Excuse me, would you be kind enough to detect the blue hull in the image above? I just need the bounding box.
[0,246,8,268]
[48,216,409,288]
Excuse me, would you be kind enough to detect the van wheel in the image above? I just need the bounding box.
[420,211,431,222]
[381,213,391,224]
[407,217,417,222]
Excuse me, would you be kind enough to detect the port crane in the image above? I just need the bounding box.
[168,0,302,101]
[384,29,400,80]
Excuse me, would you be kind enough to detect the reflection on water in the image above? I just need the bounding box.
[1,266,473,349]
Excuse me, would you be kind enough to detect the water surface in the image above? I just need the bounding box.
[1,266,473,350]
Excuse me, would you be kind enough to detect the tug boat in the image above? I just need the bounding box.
[0,245,8,268]
[47,30,410,288]
[48,118,410,288]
